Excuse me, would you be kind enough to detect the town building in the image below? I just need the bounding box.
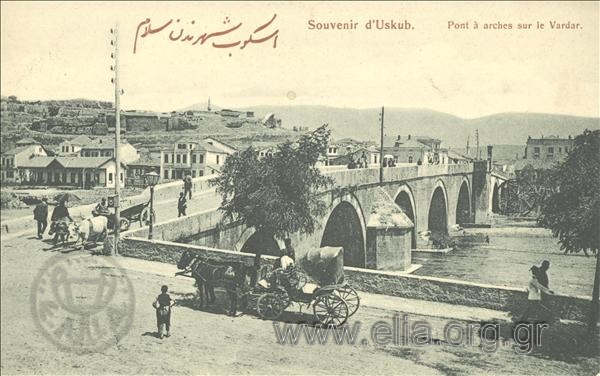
[57,135,139,163]
[161,137,231,180]
[1,141,48,183]
[203,137,239,155]
[383,135,445,164]
[127,152,161,187]
[328,146,380,167]
[18,156,127,188]
[524,135,573,161]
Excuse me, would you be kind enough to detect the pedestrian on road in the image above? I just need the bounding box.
[177,192,187,217]
[153,285,175,339]
[33,198,49,239]
[183,174,193,200]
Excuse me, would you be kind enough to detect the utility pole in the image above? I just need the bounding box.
[111,24,121,256]
[466,135,470,157]
[475,129,480,161]
[379,106,384,185]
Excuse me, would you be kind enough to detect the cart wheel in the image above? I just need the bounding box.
[140,208,156,226]
[119,218,130,232]
[334,286,360,316]
[313,293,349,326]
[257,290,289,320]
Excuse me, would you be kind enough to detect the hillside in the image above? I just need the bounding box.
[223,105,599,148]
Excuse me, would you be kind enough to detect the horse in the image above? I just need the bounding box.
[177,251,253,316]
[176,251,216,307]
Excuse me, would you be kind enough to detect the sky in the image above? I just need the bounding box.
[1,1,598,118]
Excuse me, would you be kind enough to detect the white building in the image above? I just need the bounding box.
[161,137,231,180]
[1,141,48,183]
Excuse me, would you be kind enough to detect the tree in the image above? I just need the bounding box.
[211,125,334,243]
[538,129,600,333]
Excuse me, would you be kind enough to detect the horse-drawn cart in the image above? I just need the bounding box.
[251,246,360,326]
[94,200,156,231]
[175,246,360,325]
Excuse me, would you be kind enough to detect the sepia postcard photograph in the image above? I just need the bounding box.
[1,1,599,375]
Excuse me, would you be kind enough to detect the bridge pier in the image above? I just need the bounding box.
[364,188,414,271]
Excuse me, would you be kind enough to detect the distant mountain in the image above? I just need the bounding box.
[180,104,598,147]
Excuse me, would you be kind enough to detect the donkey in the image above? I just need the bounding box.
[48,221,71,246]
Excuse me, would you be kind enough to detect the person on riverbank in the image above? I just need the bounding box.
[520,266,554,323]
[153,285,175,339]
[33,198,48,239]
[177,192,187,217]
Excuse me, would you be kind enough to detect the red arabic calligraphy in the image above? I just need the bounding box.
[133,15,279,54]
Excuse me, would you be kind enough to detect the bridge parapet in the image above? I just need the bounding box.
[321,163,475,188]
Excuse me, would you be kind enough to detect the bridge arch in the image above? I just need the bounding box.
[235,227,282,256]
[428,180,449,234]
[394,185,417,249]
[455,177,472,225]
[320,193,367,268]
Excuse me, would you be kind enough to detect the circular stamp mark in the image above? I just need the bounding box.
[30,253,135,354]
[286,90,297,100]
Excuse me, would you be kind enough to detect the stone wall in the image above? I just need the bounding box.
[120,236,277,266]
[119,236,592,323]
[345,267,591,322]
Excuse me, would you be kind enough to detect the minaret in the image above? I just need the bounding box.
[466,135,470,157]
[207,97,211,112]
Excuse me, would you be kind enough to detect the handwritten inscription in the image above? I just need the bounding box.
[133,14,279,54]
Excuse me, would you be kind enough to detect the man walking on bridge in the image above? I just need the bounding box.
[178,192,187,217]
[183,174,193,200]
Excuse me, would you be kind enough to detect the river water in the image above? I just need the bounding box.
[412,219,595,297]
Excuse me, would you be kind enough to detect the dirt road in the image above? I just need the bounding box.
[1,236,598,375]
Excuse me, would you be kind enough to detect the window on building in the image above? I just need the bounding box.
[192,170,196,177]
[95,173,100,182]
[6,171,14,178]
[108,173,113,182]
[547,147,554,158]
[199,170,204,177]
[120,173,123,182]
[164,170,169,179]
[183,154,187,164]
[176,154,181,163]
[216,155,220,164]
[199,155,204,164]
[164,154,169,163]
[192,154,196,164]
[70,172,76,182]
[408,156,413,163]
[558,147,562,153]
[178,144,186,149]
[533,147,540,158]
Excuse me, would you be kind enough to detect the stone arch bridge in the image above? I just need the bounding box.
[127,161,498,272]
